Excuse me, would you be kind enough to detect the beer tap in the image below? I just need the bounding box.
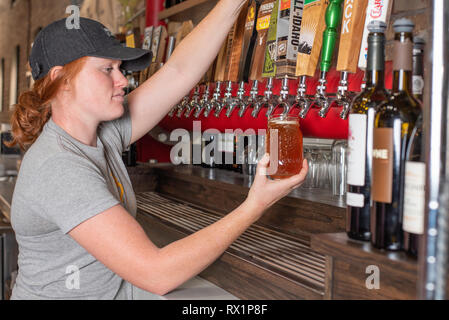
[313,0,344,118]
[240,80,259,117]
[257,0,279,118]
[226,81,246,117]
[215,81,233,117]
[273,0,304,117]
[168,96,188,117]
[214,1,249,118]
[296,76,311,118]
[263,77,277,118]
[294,0,328,119]
[228,0,260,118]
[335,0,369,119]
[204,23,231,118]
[185,85,200,118]
[279,76,292,117]
[245,0,276,118]
[194,83,211,118]
[204,81,222,117]
[175,95,190,118]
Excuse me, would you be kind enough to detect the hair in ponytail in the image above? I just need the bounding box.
[6,57,87,151]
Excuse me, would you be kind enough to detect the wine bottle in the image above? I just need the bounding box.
[346,21,389,241]
[371,19,421,251]
[403,114,425,257]
[412,37,425,103]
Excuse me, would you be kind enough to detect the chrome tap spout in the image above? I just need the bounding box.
[227,81,245,117]
[241,80,259,117]
[193,84,211,118]
[175,96,189,118]
[262,77,277,118]
[185,86,201,118]
[296,76,311,119]
[336,71,349,104]
[317,98,331,118]
[215,81,233,118]
[339,101,351,120]
[314,71,331,118]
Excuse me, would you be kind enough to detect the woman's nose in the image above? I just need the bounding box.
[115,70,129,88]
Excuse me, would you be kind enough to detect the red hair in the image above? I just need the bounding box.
[6,57,87,151]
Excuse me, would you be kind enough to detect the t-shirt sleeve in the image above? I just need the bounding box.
[101,95,133,153]
[30,155,121,234]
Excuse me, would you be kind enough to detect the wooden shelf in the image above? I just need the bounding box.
[158,0,218,24]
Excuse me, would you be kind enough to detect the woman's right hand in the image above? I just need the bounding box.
[245,154,309,218]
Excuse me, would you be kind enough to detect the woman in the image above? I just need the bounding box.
[8,0,308,300]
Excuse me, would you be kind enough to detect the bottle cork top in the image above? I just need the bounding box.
[413,36,425,49]
[393,18,415,33]
[367,21,387,34]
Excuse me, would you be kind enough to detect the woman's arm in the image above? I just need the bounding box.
[69,157,308,295]
[126,0,247,145]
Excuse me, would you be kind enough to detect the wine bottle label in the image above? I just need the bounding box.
[347,114,367,186]
[372,128,393,203]
[403,161,426,234]
[346,192,364,208]
[413,75,424,95]
[358,0,392,70]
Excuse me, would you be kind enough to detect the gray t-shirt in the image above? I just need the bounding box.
[10,100,137,299]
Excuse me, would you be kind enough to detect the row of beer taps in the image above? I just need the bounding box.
[167,75,354,120]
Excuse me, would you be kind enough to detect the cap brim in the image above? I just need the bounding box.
[89,45,152,72]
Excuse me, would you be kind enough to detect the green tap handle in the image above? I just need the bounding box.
[320,0,344,73]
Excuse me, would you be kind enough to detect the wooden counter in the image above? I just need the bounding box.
[129,163,346,238]
[128,163,345,299]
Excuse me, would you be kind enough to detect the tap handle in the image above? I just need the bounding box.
[320,0,344,73]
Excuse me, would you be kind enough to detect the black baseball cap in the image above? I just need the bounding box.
[30,17,152,81]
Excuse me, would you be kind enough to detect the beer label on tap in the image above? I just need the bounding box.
[296,0,328,77]
[262,0,280,78]
[276,0,304,78]
[250,0,275,81]
[337,0,369,73]
[228,1,250,82]
[358,0,392,70]
[239,0,260,82]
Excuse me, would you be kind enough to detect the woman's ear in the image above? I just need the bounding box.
[49,66,71,91]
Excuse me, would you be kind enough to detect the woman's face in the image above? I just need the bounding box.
[71,57,128,123]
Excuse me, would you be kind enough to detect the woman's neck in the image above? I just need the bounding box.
[51,100,99,147]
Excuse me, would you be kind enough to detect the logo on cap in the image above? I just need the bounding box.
[104,28,113,37]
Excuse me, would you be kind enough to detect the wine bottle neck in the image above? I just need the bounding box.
[366,32,386,89]
[393,70,413,93]
[392,32,414,94]
[365,70,385,88]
